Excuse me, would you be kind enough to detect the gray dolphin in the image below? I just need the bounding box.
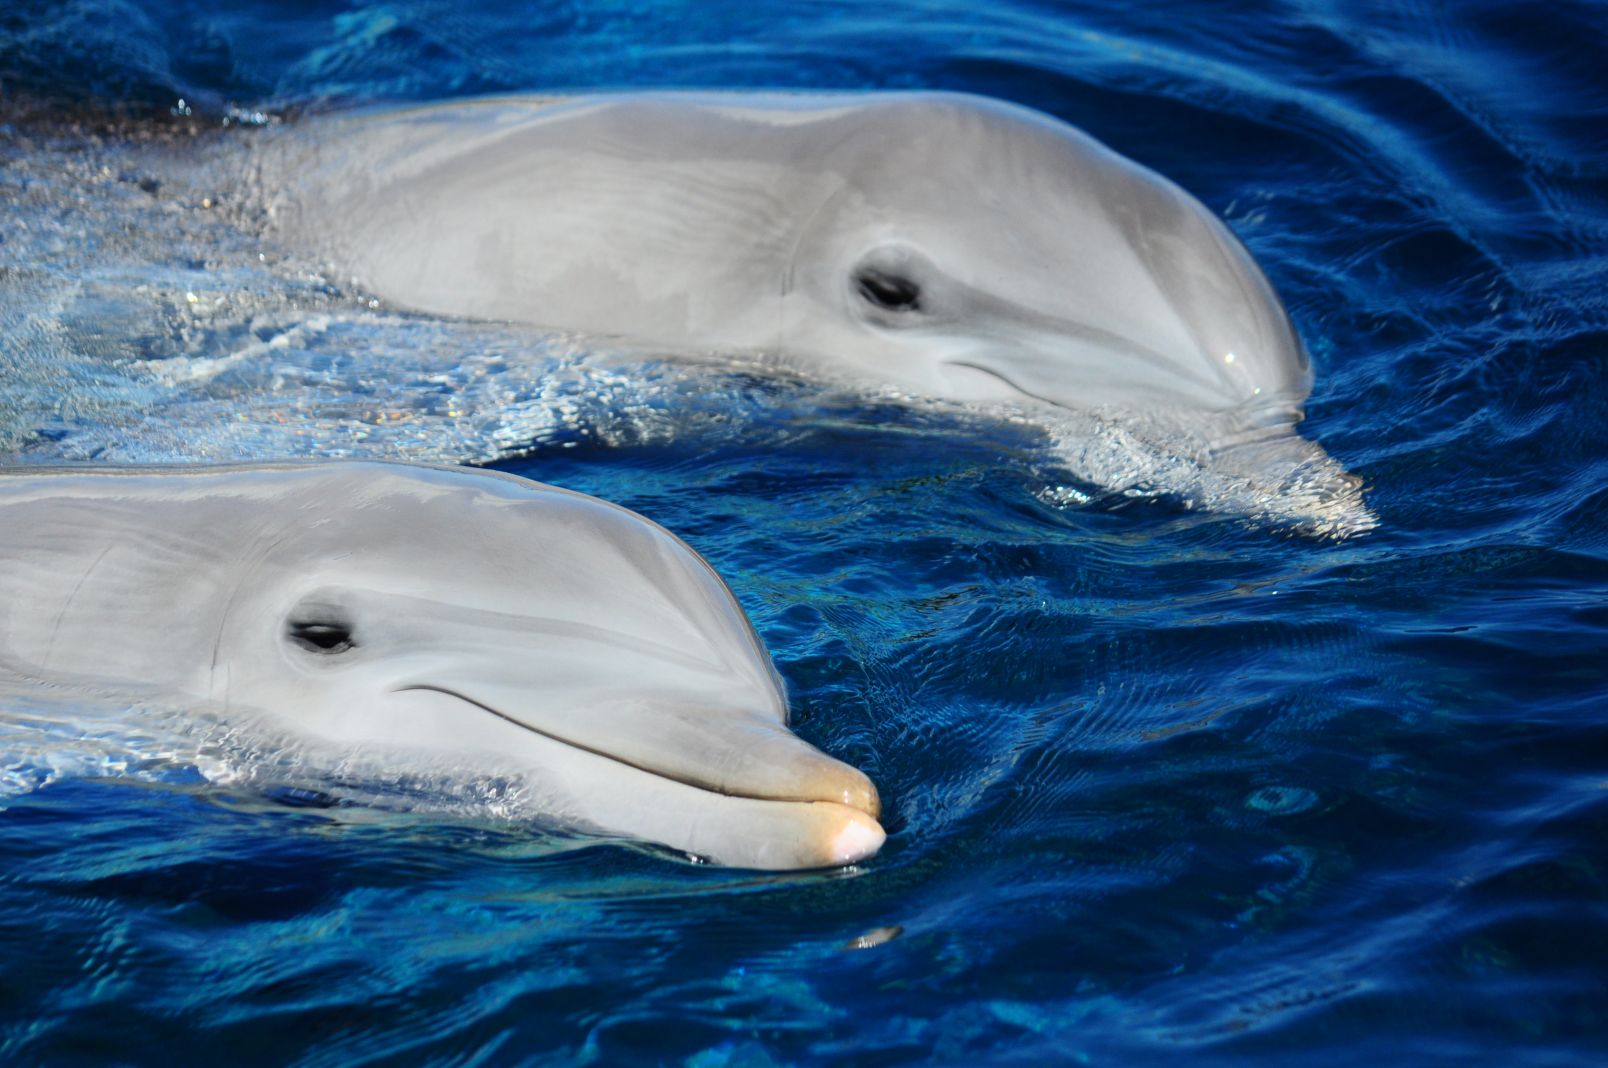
[0,461,883,870]
[255,91,1370,533]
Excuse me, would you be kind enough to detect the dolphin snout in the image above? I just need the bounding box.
[679,719,885,867]
[392,681,885,868]
[674,731,885,867]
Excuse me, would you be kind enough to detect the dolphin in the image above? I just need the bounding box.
[0,461,883,870]
[252,91,1372,534]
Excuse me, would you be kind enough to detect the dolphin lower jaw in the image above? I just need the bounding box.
[390,683,885,869]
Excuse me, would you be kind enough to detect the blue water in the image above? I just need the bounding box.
[3,1,1608,1064]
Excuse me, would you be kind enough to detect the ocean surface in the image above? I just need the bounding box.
[2,0,1607,1063]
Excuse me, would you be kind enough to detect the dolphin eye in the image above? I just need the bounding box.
[286,618,356,654]
[855,267,922,313]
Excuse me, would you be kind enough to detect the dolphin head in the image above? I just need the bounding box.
[1,463,882,869]
[287,91,1310,421]
[781,93,1312,420]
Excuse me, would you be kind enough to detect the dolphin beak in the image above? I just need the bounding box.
[391,681,885,869]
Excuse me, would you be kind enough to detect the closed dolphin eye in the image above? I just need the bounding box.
[850,245,938,322]
[855,267,922,312]
[286,617,356,654]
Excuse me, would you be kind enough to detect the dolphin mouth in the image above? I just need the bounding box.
[944,353,1241,414]
[391,683,885,868]
[944,359,1052,408]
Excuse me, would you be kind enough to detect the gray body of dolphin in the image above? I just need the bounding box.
[256,91,1370,534]
[266,91,1303,413]
[0,461,883,870]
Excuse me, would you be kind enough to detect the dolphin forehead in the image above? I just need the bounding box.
[265,465,775,677]
[0,462,779,704]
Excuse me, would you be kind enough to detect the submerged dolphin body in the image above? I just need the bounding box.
[0,461,883,869]
[256,91,1372,534]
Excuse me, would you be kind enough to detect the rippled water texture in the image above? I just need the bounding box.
[2,1,1607,1063]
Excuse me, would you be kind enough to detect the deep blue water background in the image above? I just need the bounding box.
[3,0,1608,1064]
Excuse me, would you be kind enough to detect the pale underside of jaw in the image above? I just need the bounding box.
[393,685,886,871]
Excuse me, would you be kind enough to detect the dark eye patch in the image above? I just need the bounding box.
[287,619,356,654]
[855,268,922,312]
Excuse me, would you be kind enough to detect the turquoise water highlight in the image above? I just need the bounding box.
[2,1,1607,1063]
